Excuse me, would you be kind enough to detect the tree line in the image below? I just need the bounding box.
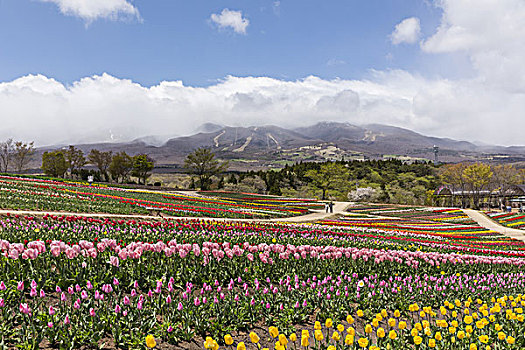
[0,139,35,173]
[41,146,154,185]
[187,150,440,205]
[439,162,525,209]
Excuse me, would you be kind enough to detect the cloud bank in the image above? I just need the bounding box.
[0,69,523,147]
[39,0,141,23]
[390,17,421,45]
[210,9,250,34]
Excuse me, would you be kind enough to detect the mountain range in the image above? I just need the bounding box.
[37,122,525,171]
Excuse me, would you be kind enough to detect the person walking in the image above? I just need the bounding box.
[325,203,329,213]
[329,201,334,213]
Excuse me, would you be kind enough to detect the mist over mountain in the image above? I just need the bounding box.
[34,121,525,171]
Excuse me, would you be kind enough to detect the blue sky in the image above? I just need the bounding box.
[0,0,524,146]
[0,0,444,86]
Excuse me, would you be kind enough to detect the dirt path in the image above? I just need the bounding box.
[0,202,353,224]
[272,201,352,222]
[462,209,525,242]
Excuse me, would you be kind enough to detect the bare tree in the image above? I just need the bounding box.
[439,163,468,208]
[0,139,13,172]
[491,164,520,207]
[12,141,35,173]
[88,149,113,181]
[65,145,86,177]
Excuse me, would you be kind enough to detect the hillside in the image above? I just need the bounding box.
[32,121,525,171]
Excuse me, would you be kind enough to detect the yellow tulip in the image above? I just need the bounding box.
[237,342,246,350]
[365,324,373,334]
[332,331,340,341]
[377,328,385,338]
[314,330,324,341]
[388,318,396,327]
[358,337,369,348]
[224,334,234,346]
[289,333,297,342]
[269,326,279,338]
[345,334,354,345]
[325,318,333,328]
[249,332,260,344]
[346,315,355,324]
[479,335,489,344]
[301,336,309,347]
[413,336,423,345]
[146,335,157,348]
[337,324,344,332]
[278,334,288,347]
[429,339,436,348]
[506,336,516,344]
[389,330,397,340]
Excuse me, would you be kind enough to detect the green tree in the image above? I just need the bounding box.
[88,149,113,182]
[463,162,493,209]
[304,162,349,200]
[41,151,68,178]
[65,145,86,177]
[184,148,228,190]
[109,152,132,183]
[131,154,155,185]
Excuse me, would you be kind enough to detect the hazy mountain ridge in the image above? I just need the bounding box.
[33,122,525,171]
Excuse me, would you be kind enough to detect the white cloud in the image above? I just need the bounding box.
[326,58,346,66]
[210,9,249,34]
[390,17,421,45]
[421,0,525,93]
[0,70,524,147]
[39,0,141,23]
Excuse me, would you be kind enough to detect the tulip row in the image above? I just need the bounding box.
[212,293,525,350]
[0,175,320,218]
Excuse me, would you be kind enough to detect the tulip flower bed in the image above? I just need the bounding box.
[199,191,325,211]
[1,214,525,349]
[486,212,525,230]
[0,176,318,219]
[347,205,477,225]
[214,293,525,349]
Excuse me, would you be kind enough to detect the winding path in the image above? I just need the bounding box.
[462,209,525,242]
[0,202,352,224]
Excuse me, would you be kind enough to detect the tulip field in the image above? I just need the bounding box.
[1,197,525,350]
[486,212,525,230]
[0,175,321,218]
